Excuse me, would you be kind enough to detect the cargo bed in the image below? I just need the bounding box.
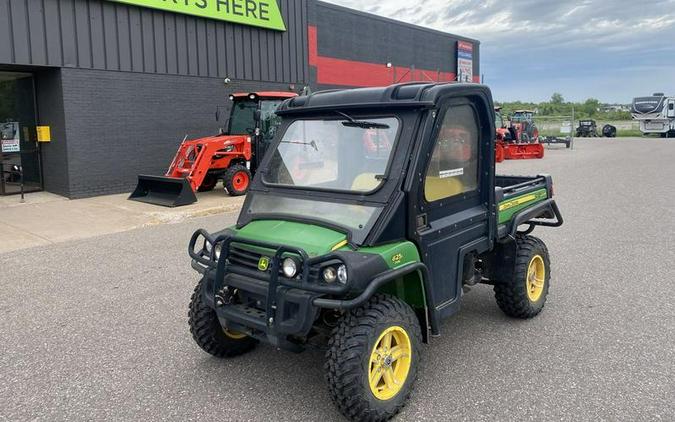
[495,174,562,239]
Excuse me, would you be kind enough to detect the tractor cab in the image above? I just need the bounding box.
[225,92,297,170]
[509,110,539,143]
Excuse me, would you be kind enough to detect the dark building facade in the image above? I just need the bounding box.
[0,0,479,198]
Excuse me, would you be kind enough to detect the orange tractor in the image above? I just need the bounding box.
[130,91,297,207]
[494,108,544,162]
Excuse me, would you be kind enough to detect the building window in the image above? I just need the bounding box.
[424,104,479,202]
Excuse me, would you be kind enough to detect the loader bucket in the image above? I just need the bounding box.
[128,175,197,207]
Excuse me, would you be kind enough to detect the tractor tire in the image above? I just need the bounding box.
[223,165,251,196]
[197,174,218,192]
[188,277,257,357]
[494,235,551,319]
[325,294,422,422]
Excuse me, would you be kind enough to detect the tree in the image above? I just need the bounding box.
[582,98,600,117]
[551,93,565,105]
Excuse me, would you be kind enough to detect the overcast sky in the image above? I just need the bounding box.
[325,0,675,103]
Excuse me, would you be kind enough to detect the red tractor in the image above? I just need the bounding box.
[130,91,297,207]
[495,107,544,162]
[510,110,540,142]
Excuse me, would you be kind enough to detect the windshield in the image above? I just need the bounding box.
[511,112,532,122]
[263,117,399,193]
[494,112,504,129]
[228,100,257,135]
[260,100,284,142]
[632,96,665,114]
[247,194,381,236]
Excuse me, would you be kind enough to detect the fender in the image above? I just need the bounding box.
[313,262,440,336]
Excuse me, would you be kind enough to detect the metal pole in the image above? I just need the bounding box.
[19,165,25,203]
[571,105,575,150]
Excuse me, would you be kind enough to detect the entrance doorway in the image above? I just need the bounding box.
[0,71,42,195]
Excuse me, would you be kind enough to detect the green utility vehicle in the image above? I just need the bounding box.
[188,83,563,421]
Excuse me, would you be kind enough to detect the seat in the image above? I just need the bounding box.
[351,173,380,192]
[424,176,465,202]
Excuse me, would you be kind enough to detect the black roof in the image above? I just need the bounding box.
[276,82,494,115]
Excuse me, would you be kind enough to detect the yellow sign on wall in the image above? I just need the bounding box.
[37,126,51,143]
[108,0,286,31]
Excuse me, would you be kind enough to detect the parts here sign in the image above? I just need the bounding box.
[109,0,286,31]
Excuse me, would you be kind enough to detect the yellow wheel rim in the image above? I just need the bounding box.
[526,255,546,302]
[223,328,247,340]
[368,326,412,401]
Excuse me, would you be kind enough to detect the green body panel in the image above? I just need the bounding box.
[357,241,421,269]
[498,188,548,224]
[358,241,425,309]
[231,220,346,257]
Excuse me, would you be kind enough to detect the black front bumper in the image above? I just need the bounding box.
[200,271,319,351]
[189,230,349,352]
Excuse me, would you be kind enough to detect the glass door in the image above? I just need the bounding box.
[0,71,42,195]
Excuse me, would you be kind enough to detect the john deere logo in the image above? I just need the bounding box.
[258,256,270,271]
[391,253,403,265]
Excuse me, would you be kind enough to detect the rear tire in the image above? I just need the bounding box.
[197,174,217,192]
[188,278,257,357]
[325,294,422,422]
[223,165,251,196]
[494,235,550,319]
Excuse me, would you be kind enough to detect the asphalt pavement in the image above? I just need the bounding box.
[1,138,674,421]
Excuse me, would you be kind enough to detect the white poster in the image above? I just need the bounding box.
[1,122,20,153]
[560,121,572,134]
[457,41,474,83]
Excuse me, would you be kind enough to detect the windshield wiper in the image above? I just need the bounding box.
[280,140,319,151]
[336,111,390,129]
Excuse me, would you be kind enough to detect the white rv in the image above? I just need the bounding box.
[631,93,675,137]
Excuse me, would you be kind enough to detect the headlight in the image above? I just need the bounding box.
[213,243,222,260]
[223,145,235,152]
[337,265,348,284]
[282,257,298,278]
[323,267,337,283]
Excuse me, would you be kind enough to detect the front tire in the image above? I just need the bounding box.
[325,294,422,422]
[188,278,257,357]
[494,235,551,318]
[197,174,218,192]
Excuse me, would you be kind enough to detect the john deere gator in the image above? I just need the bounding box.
[187,82,563,421]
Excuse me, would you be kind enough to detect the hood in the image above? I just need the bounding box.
[233,220,348,257]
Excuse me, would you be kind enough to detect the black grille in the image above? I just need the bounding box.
[228,245,263,270]
[227,244,324,282]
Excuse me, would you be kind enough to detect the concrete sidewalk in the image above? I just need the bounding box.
[0,188,244,254]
